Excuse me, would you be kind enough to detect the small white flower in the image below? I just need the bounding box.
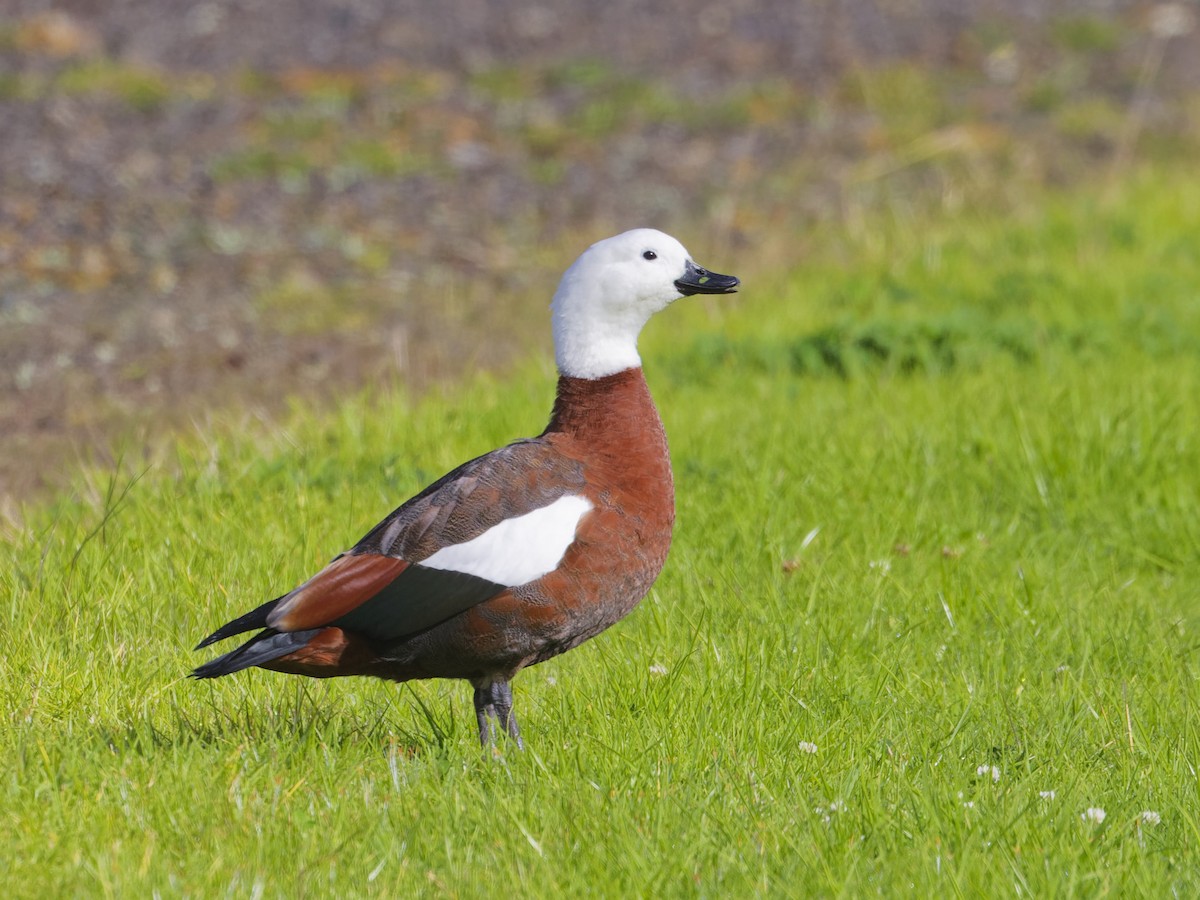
[1039,790,1056,801]
[1082,807,1106,824]
[1139,810,1161,826]
[544,675,557,686]
[798,741,818,754]
[648,663,669,677]
[963,801,975,809]
[815,803,839,825]
[869,559,892,575]
[977,764,1000,783]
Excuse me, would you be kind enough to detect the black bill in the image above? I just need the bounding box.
[674,259,740,296]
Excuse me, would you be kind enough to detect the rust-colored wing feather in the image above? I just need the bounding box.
[267,553,409,631]
[266,551,507,642]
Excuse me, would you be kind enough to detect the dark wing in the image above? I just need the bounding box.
[194,438,586,663]
[264,551,503,641]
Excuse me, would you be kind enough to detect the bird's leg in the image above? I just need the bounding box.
[473,680,524,750]
[492,680,524,750]
[473,683,498,747]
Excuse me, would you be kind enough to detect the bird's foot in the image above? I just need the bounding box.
[473,680,524,751]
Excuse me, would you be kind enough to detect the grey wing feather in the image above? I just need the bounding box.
[353,439,585,561]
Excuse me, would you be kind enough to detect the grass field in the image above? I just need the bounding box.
[4,166,1200,896]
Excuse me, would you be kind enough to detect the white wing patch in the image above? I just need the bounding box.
[419,494,593,586]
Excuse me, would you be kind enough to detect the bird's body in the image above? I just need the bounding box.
[193,229,738,746]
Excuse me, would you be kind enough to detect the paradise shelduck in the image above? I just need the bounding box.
[192,229,739,747]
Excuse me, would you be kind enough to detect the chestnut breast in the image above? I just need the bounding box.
[514,368,675,659]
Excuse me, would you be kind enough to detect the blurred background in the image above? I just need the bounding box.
[2,0,1198,508]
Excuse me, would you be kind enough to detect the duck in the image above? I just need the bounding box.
[192,228,739,747]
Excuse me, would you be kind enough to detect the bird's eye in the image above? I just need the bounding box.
[642,250,657,261]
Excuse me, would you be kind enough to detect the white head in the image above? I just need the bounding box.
[550,228,738,379]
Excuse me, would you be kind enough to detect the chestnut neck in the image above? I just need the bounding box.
[544,367,662,442]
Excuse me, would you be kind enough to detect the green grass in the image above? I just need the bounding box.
[55,59,175,112]
[4,167,1200,895]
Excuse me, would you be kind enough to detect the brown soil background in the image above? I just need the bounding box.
[2,1,1198,513]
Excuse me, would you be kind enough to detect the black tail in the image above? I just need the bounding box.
[194,596,284,650]
[191,628,320,679]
